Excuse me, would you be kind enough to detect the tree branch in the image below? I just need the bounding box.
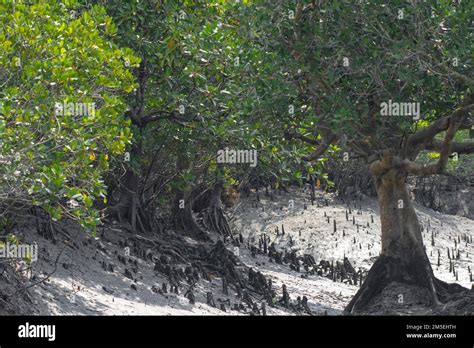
[401,109,464,176]
[141,110,180,125]
[407,96,474,158]
[284,129,320,146]
[372,106,469,178]
[425,139,474,155]
[302,132,337,162]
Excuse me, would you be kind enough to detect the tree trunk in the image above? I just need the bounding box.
[201,180,233,238]
[114,167,139,224]
[171,151,209,241]
[345,166,440,313]
[107,142,149,233]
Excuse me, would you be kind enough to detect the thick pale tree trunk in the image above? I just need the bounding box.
[345,165,439,313]
[376,168,431,267]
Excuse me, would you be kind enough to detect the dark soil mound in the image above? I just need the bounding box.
[351,281,474,315]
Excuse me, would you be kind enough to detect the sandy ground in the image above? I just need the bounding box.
[233,187,473,288]
[9,186,473,315]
